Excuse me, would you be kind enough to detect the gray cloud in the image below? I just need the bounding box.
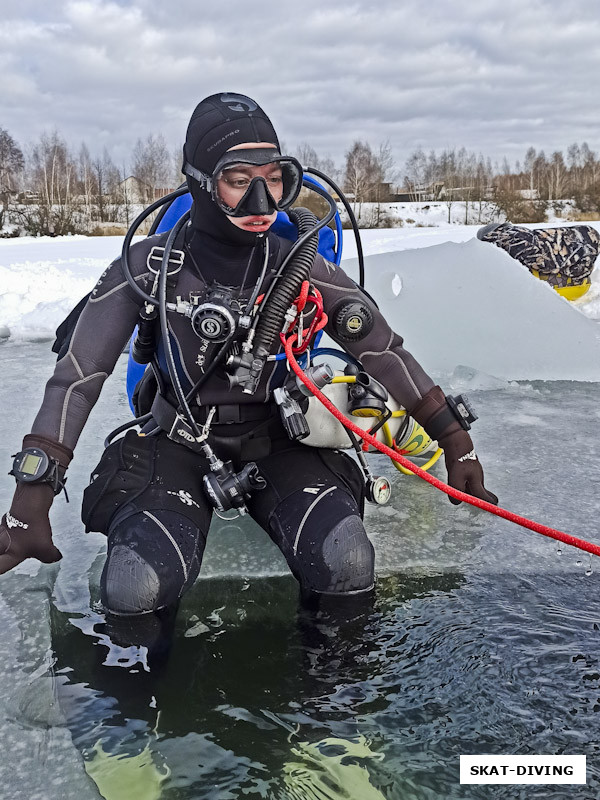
[1,0,599,173]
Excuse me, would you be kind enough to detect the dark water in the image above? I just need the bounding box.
[41,569,600,800]
[1,343,600,799]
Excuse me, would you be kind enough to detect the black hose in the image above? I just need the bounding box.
[157,210,202,437]
[255,182,337,321]
[304,166,365,288]
[184,336,236,402]
[251,207,319,359]
[104,413,153,448]
[272,184,337,280]
[121,185,189,305]
[245,236,269,313]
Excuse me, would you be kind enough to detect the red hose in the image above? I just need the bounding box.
[282,333,600,559]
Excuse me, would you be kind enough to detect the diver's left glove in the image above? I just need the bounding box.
[410,386,498,506]
[0,434,73,575]
[437,427,498,507]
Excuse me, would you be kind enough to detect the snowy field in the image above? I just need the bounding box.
[340,199,580,230]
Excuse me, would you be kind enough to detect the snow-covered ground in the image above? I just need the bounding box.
[340,199,586,229]
[2,220,600,366]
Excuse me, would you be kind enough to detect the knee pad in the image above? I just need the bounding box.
[101,543,162,614]
[319,515,375,594]
[101,509,204,614]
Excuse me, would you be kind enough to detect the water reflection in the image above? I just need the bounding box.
[48,572,465,799]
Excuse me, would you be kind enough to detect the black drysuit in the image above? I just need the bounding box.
[31,223,436,611]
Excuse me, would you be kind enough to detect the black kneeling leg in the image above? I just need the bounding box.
[101,508,206,614]
[269,486,375,596]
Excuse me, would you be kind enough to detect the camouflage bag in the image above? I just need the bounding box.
[477,222,600,288]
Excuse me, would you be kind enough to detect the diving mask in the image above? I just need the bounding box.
[184,148,303,217]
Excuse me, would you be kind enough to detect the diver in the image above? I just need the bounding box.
[0,92,497,626]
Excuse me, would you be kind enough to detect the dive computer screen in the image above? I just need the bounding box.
[21,453,42,475]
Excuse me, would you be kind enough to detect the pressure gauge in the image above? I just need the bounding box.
[367,476,392,505]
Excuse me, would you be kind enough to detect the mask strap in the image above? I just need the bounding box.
[183,162,212,192]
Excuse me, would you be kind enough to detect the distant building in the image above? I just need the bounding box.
[119,176,151,204]
[392,182,445,202]
[18,190,41,204]
[118,177,178,203]
[153,186,177,200]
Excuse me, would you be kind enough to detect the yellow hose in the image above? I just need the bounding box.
[382,421,443,475]
[328,375,443,474]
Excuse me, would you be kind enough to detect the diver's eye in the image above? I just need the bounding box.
[223,176,252,190]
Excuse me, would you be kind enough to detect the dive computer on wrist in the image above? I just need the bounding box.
[423,394,478,440]
[10,447,66,495]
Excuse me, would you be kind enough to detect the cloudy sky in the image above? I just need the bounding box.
[1,0,599,176]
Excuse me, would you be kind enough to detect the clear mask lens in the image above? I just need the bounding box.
[213,156,302,216]
[219,167,284,193]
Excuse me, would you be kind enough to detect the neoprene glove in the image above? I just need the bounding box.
[0,434,72,575]
[410,386,498,506]
[437,427,498,506]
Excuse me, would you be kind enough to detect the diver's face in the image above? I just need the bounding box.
[218,142,282,233]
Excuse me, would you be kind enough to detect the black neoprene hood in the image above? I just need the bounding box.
[183,92,284,244]
[184,93,280,174]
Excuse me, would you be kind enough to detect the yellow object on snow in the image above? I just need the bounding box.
[554,282,591,300]
[531,269,591,300]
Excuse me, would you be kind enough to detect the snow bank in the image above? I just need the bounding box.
[1,228,600,381]
[0,236,140,341]
[343,238,600,382]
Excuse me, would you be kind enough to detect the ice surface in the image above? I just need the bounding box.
[2,362,600,797]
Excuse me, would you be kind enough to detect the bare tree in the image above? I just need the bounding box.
[532,151,548,199]
[456,147,477,223]
[546,151,569,205]
[404,147,428,200]
[343,140,380,220]
[523,147,538,197]
[79,142,95,225]
[172,145,184,187]
[294,142,339,184]
[581,142,599,186]
[14,131,82,235]
[473,155,493,223]
[0,128,24,193]
[571,142,600,213]
[295,142,320,168]
[92,147,121,223]
[131,133,172,202]
[117,163,135,227]
[567,143,583,197]
[438,149,459,223]
[372,140,395,225]
[0,128,24,230]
